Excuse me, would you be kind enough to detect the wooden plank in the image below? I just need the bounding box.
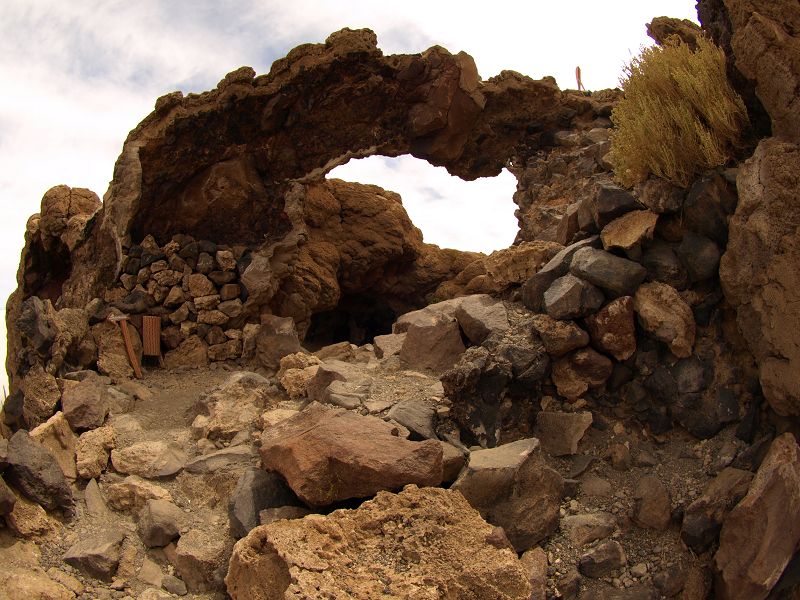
[118,319,143,379]
[142,316,162,358]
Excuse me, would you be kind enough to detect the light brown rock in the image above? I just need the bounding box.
[277,352,321,398]
[174,528,229,593]
[530,314,589,357]
[101,475,172,512]
[164,335,208,368]
[259,403,443,506]
[110,441,186,478]
[632,475,672,530]
[194,372,274,441]
[5,492,59,538]
[551,347,613,400]
[186,273,216,298]
[92,319,143,382]
[714,433,800,600]
[30,411,77,481]
[585,296,637,360]
[0,567,75,600]
[601,209,659,251]
[634,282,696,358]
[719,138,800,415]
[76,426,116,479]
[59,378,110,431]
[226,485,532,600]
[536,411,593,456]
[63,529,126,582]
[454,294,510,345]
[20,366,61,429]
[560,512,617,546]
[520,546,548,600]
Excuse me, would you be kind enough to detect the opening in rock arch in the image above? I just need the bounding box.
[329,155,518,253]
[304,293,398,350]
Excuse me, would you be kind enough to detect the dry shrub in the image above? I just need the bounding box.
[608,37,749,188]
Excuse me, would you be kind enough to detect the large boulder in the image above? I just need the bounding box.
[714,433,800,600]
[634,282,696,358]
[719,138,800,415]
[399,314,466,373]
[226,485,533,600]
[452,438,564,551]
[5,430,74,514]
[259,403,443,506]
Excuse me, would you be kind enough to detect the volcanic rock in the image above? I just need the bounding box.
[193,371,274,441]
[569,247,647,298]
[164,334,208,368]
[585,296,637,360]
[720,138,800,415]
[633,282,696,358]
[63,529,126,582]
[92,319,143,382]
[228,467,302,539]
[386,399,437,440]
[551,348,613,400]
[536,411,593,456]
[579,180,640,231]
[226,485,533,600]
[561,512,617,546]
[543,274,605,320]
[579,540,627,578]
[454,294,510,344]
[137,499,185,548]
[681,467,753,552]
[255,315,301,371]
[632,475,672,530]
[60,378,110,431]
[259,403,443,506]
[452,438,564,551]
[29,411,78,482]
[101,475,172,513]
[530,314,589,357]
[600,210,659,254]
[399,314,466,372]
[0,475,16,515]
[677,233,720,282]
[5,430,74,514]
[714,433,800,600]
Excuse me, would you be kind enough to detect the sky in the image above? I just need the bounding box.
[0,0,700,393]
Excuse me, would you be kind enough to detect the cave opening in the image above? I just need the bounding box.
[22,238,72,302]
[304,293,398,350]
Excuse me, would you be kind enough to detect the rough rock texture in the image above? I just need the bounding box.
[7,27,609,392]
[259,403,443,505]
[5,430,74,514]
[647,16,703,49]
[551,348,613,400]
[634,282,696,358]
[228,467,302,539]
[585,296,636,361]
[722,0,800,142]
[452,438,564,551]
[63,529,126,582]
[536,411,593,456]
[720,138,800,415]
[174,528,229,593]
[29,411,78,482]
[110,441,186,478]
[225,485,533,600]
[714,433,800,600]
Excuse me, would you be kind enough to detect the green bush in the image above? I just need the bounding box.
[608,37,749,188]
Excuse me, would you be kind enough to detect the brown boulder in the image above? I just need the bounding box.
[452,438,564,551]
[720,139,800,415]
[163,335,208,369]
[399,314,466,373]
[259,403,443,506]
[530,314,589,357]
[92,319,143,381]
[226,485,533,600]
[551,347,613,400]
[585,296,637,361]
[600,210,659,254]
[634,282,695,358]
[714,433,800,600]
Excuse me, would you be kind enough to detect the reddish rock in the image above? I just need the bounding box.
[259,403,443,506]
[551,347,613,400]
[585,296,637,360]
[452,438,564,551]
[714,433,800,600]
[399,315,466,373]
[632,475,672,531]
[530,314,589,357]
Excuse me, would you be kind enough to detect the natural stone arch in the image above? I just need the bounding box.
[60,27,603,309]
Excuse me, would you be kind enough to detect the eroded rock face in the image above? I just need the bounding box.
[720,138,800,415]
[226,485,533,600]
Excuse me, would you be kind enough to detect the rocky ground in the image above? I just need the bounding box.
[2,294,796,599]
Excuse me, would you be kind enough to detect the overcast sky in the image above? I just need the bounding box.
[0,0,700,392]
